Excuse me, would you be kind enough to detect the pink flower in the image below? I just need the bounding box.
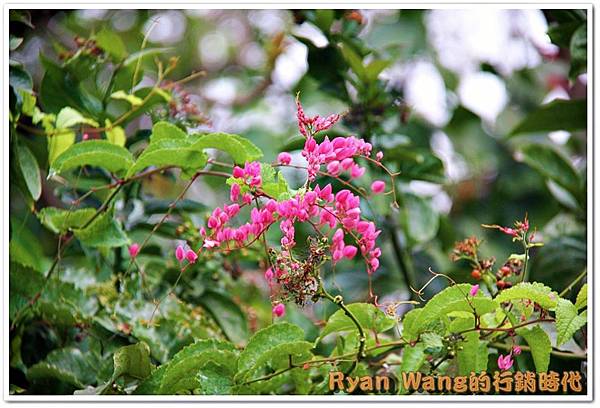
[242,193,253,205]
[264,267,274,281]
[376,151,383,161]
[230,183,240,202]
[497,354,513,371]
[232,166,244,178]
[203,239,219,248]
[513,345,522,355]
[128,243,140,258]
[343,245,358,259]
[371,180,386,194]
[175,245,185,263]
[469,284,479,296]
[272,303,285,317]
[185,249,198,263]
[82,133,89,141]
[277,152,292,165]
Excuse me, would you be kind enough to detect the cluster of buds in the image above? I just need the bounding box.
[155,81,209,127]
[483,214,530,241]
[495,258,524,289]
[58,35,105,60]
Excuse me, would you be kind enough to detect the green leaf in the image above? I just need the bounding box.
[394,148,445,184]
[50,140,134,176]
[191,132,263,164]
[260,163,292,200]
[96,27,127,60]
[10,35,23,51]
[495,282,559,310]
[548,21,580,48]
[196,361,234,395]
[509,99,586,135]
[9,261,44,320]
[402,193,439,244]
[314,9,335,32]
[123,47,172,67]
[55,106,99,129]
[74,212,130,248]
[365,59,391,82]
[456,332,488,375]
[317,303,396,344]
[518,143,582,197]
[19,89,36,116]
[516,325,551,372]
[37,207,97,234]
[158,341,236,394]
[16,142,41,201]
[48,131,76,166]
[243,341,313,380]
[27,347,97,388]
[110,90,143,106]
[396,343,426,394]
[575,283,587,310]
[197,289,249,345]
[339,43,366,82]
[134,339,236,395]
[104,119,126,147]
[10,10,34,28]
[421,332,443,351]
[237,323,304,373]
[126,139,208,177]
[555,298,587,346]
[569,23,587,77]
[402,284,497,341]
[113,342,153,380]
[150,121,187,142]
[9,65,33,92]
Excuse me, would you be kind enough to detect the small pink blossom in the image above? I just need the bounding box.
[277,152,292,165]
[371,180,386,194]
[376,151,383,161]
[185,249,198,263]
[128,243,140,258]
[82,133,89,141]
[497,354,513,371]
[272,303,285,317]
[513,345,522,355]
[469,284,479,297]
[230,183,240,202]
[175,245,185,263]
[343,245,358,259]
[203,239,219,248]
[264,267,274,281]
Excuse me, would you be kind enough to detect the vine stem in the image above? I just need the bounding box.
[318,282,366,375]
[559,268,587,298]
[490,341,586,360]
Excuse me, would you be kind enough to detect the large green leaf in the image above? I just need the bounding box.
[191,132,263,164]
[49,140,134,176]
[47,131,76,166]
[456,332,488,375]
[9,261,44,320]
[402,193,439,245]
[555,298,587,346]
[95,27,127,61]
[518,143,582,197]
[402,284,497,341]
[509,99,586,135]
[27,347,97,388]
[316,303,396,344]
[55,107,99,129]
[37,207,96,234]
[237,323,304,373]
[112,342,154,380]
[396,343,426,394]
[569,23,587,77]
[495,282,559,310]
[150,121,187,142]
[134,339,236,394]
[16,142,41,201]
[516,325,551,372]
[575,283,587,310]
[126,139,207,177]
[196,361,234,395]
[74,212,130,248]
[197,289,249,345]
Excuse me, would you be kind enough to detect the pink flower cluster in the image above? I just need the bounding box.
[303,135,373,182]
[202,177,382,275]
